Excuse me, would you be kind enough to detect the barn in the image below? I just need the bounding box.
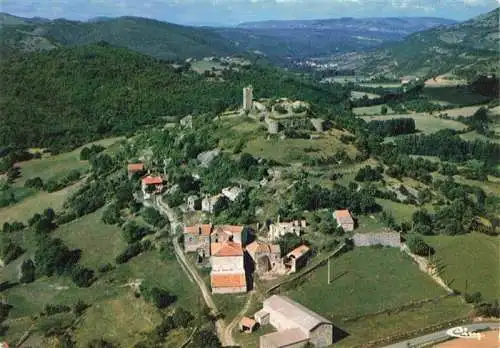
[258,295,333,348]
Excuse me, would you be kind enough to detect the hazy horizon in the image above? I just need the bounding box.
[1,0,498,26]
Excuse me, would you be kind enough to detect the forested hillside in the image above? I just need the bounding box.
[0,16,239,60]
[337,8,500,78]
[0,44,346,151]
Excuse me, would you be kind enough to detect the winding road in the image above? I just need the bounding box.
[153,197,234,347]
[382,322,500,348]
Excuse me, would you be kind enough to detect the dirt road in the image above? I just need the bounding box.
[154,197,232,346]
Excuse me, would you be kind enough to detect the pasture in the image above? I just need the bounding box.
[350,91,380,100]
[361,113,467,134]
[424,233,500,301]
[422,87,491,106]
[283,248,447,320]
[244,132,358,164]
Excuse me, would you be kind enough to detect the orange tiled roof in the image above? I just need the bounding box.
[142,176,163,185]
[334,210,352,218]
[246,240,270,254]
[211,273,246,288]
[213,225,244,235]
[184,224,212,236]
[240,316,257,328]
[287,244,310,259]
[211,241,243,257]
[127,163,144,172]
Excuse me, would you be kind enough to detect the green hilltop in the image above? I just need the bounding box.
[0,43,345,151]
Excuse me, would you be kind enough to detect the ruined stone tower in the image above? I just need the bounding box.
[243,85,253,111]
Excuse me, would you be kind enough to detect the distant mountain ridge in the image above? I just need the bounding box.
[0,12,458,62]
[237,17,457,33]
[333,8,500,79]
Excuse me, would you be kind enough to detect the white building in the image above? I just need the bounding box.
[257,295,333,348]
[210,241,247,294]
[222,186,244,202]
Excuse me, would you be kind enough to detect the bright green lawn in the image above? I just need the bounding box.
[284,248,447,320]
[424,233,500,301]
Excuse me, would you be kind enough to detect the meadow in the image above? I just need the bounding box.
[361,113,467,134]
[283,248,448,320]
[353,104,395,115]
[422,86,492,106]
[424,233,500,301]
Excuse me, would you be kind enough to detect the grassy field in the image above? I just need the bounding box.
[336,296,470,347]
[353,104,395,116]
[0,181,82,225]
[424,233,500,301]
[361,114,467,134]
[350,91,380,100]
[53,209,128,269]
[422,87,491,106]
[284,248,447,320]
[16,137,124,185]
[244,132,358,164]
[460,130,500,143]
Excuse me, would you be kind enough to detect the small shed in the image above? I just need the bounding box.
[254,309,270,326]
[239,316,257,333]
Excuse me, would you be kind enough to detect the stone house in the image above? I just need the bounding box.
[284,244,310,273]
[183,224,212,257]
[210,241,247,294]
[211,225,247,245]
[353,232,401,247]
[186,194,201,211]
[257,295,333,348]
[269,218,307,241]
[333,209,354,232]
[221,186,244,202]
[141,175,164,200]
[245,240,281,274]
[201,194,224,213]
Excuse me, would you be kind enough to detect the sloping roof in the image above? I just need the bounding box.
[239,316,257,328]
[246,240,281,256]
[211,273,246,288]
[211,241,243,257]
[263,295,332,333]
[286,244,310,259]
[184,224,212,236]
[213,225,244,236]
[334,209,353,223]
[127,163,144,172]
[142,176,163,185]
[260,328,308,347]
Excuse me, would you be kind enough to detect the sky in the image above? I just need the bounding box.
[1,0,499,26]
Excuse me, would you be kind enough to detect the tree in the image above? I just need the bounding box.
[102,203,122,225]
[190,330,221,348]
[87,339,116,348]
[381,105,388,115]
[172,307,194,328]
[19,259,36,283]
[71,266,95,287]
[139,281,176,309]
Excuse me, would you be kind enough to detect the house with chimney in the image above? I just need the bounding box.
[210,241,247,294]
[333,209,354,232]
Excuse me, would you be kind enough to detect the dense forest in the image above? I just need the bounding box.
[0,44,346,151]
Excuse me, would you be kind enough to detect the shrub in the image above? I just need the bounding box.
[405,234,434,256]
[464,292,482,304]
[71,267,95,288]
[97,263,114,273]
[43,304,71,316]
[25,177,44,190]
[73,300,90,316]
[139,281,176,309]
[115,242,143,264]
[172,307,194,328]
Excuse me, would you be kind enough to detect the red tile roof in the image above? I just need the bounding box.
[239,316,257,328]
[287,244,310,259]
[127,163,144,172]
[211,241,243,257]
[142,176,163,185]
[184,224,212,236]
[211,273,246,288]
